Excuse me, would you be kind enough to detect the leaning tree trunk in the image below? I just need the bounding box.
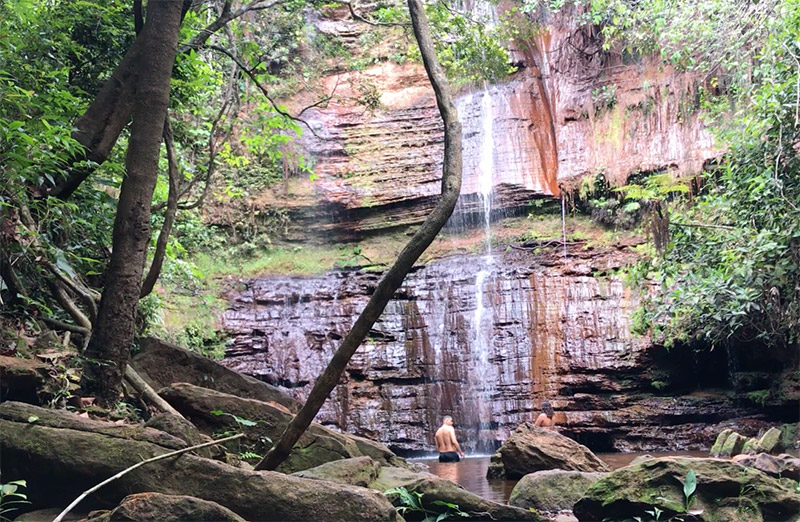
[254,0,462,471]
[80,0,184,406]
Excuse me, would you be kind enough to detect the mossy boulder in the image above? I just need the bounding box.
[709,429,733,457]
[293,456,382,487]
[0,401,399,522]
[87,493,246,522]
[508,470,607,513]
[158,382,408,473]
[487,422,610,479]
[712,427,787,458]
[573,457,800,522]
[758,427,784,454]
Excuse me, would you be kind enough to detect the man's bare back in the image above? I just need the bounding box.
[435,416,464,462]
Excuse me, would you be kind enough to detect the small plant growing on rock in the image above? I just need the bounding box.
[682,469,697,512]
[0,480,30,522]
[384,486,469,521]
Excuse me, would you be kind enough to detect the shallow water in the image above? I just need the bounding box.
[415,451,709,504]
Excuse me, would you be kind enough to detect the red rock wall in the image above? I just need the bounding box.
[280,15,719,238]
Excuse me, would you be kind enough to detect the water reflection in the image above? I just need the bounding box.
[415,456,517,504]
[416,452,711,505]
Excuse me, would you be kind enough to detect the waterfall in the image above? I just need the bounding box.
[468,87,497,453]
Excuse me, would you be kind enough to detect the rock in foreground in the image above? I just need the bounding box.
[573,456,800,522]
[294,457,542,521]
[0,402,399,522]
[87,493,246,522]
[509,470,607,514]
[488,423,610,479]
[159,382,407,472]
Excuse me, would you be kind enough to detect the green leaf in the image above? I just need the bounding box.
[684,469,697,505]
[27,415,38,423]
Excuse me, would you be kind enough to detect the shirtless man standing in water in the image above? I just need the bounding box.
[435,416,465,462]
[534,401,556,429]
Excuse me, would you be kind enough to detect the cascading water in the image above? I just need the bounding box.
[468,87,498,453]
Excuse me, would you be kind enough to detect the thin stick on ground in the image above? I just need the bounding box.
[51,433,244,522]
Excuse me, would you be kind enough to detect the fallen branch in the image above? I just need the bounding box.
[52,433,244,522]
[123,365,185,419]
[670,222,735,231]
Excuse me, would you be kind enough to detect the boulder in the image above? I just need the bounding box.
[733,453,800,481]
[292,456,382,487]
[87,493,246,522]
[144,413,222,460]
[0,400,186,449]
[158,382,408,473]
[711,431,747,457]
[711,427,787,458]
[130,336,298,412]
[370,466,541,521]
[0,355,50,404]
[573,457,800,522]
[0,402,399,522]
[709,429,733,457]
[758,427,785,454]
[348,432,410,468]
[508,470,607,513]
[487,423,610,479]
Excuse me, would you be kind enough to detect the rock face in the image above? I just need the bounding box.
[508,470,607,514]
[573,456,800,522]
[487,423,610,479]
[0,401,399,522]
[221,243,795,454]
[224,9,720,240]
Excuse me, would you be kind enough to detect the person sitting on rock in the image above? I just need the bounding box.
[534,401,556,429]
[435,415,465,462]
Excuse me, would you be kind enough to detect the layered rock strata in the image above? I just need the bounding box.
[222,9,721,239]
[221,243,795,454]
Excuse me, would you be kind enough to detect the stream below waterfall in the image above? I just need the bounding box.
[414,452,709,504]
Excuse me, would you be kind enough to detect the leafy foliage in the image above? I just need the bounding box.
[384,486,470,522]
[624,0,800,349]
[0,480,30,522]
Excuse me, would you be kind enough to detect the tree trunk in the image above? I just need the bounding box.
[80,1,184,405]
[254,0,462,471]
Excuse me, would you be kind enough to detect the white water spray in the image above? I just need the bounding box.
[469,87,497,452]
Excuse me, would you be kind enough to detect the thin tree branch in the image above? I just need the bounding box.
[208,45,324,139]
[48,280,92,330]
[41,317,91,335]
[52,433,244,522]
[141,116,180,297]
[180,0,287,54]
[670,222,735,231]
